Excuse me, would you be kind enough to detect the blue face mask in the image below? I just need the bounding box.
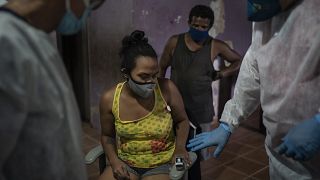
[247,0,282,22]
[188,27,209,43]
[57,0,92,35]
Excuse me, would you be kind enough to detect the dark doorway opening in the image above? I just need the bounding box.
[57,29,91,122]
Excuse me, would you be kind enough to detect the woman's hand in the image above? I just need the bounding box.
[172,146,191,167]
[110,159,130,180]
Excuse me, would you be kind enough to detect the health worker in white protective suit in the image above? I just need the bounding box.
[188,0,320,179]
[0,0,105,179]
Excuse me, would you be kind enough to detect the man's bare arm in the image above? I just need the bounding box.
[159,35,178,77]
[213,40,242,79]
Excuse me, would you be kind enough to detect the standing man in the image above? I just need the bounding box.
[0,0,104,179]
[159,5,241,179]
[188,0,320,179]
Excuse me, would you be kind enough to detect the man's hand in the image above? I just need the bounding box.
[212,71,222,81]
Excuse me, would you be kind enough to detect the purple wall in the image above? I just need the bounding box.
[88,0,134,128]
[132,0,211,56]
[88,0,251,129]
[218,0,252,55]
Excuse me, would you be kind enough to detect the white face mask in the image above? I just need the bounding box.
[128,78,156,98]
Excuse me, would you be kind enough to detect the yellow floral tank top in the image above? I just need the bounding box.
[112,82,176,168]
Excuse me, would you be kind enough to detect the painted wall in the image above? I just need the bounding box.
[132,0,211,56]
[217,0,252,55]
[87,0,251,129]
[88,0,134,128]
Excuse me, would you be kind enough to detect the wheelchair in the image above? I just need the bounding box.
[85,145,197,180]
[85,122,198,180]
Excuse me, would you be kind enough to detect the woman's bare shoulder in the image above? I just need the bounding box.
[100,84,119,109]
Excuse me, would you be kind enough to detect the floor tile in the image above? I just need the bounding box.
[241,107,264,134]
[83,135,100,153]
[244,148,269,165]
[201,151,238,173]
[82,122,101,141]
[223,141,256,156]
[236,132,265,148]
[87,161,99,175]
[224,157,265,176]
[202,166,247,180]
[251,166,269,180]
[244,177,259,180]
[229,127,258,142]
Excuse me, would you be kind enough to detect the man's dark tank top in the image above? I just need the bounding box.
[171,33,215,124]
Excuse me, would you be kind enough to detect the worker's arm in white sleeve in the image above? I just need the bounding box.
[220,46,261,132]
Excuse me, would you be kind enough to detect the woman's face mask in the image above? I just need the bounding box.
[57,0,92,35]
[128,77,156,99]
[247,0,282,22]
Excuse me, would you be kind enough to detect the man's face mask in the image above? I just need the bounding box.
[57,0,92,35]
[128,77,156,99]
[247,0,282,22]
[188,27,209,43]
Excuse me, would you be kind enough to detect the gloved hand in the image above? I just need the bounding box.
[277,114,320,161]
[187,122,231,158]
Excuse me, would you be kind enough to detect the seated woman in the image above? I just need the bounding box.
[99,30,191,180]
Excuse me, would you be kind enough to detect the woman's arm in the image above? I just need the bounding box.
[99,89,130,179]
[159,79,190,160]
[100,90,119,166]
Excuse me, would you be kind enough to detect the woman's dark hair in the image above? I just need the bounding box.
[188,5,215,28]
[119,30,157,74]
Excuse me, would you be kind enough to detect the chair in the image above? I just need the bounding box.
[85,145,106,174]
[85,145,197,180]
[85,122,198,179]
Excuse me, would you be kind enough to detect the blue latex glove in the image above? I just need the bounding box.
[277,114,320,161]
[187,122,231,158]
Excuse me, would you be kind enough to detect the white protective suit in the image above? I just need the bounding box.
[0,0,6,6]
[0,10,87,180]
[221,0,320,179]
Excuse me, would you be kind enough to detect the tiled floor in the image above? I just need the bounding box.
[82,122,269,180]
[82,123,101,180]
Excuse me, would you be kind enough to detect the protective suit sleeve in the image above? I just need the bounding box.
[0,35,30,179]
[220,45,261,132]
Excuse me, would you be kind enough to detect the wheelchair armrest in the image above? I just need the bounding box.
[169,151,197,180]
[85,145,104,165]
